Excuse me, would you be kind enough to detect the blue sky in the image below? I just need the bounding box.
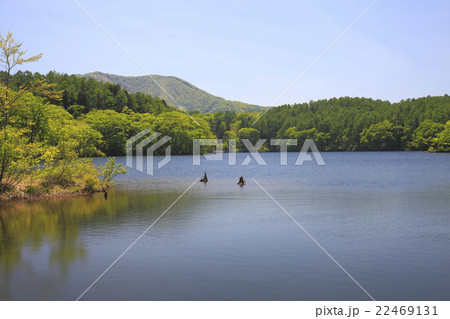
[1,0,449,106]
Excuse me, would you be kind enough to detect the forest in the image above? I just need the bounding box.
[4,70,449,155]
[1,32,449,198]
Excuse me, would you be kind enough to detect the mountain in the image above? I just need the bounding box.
[84,71,264,113]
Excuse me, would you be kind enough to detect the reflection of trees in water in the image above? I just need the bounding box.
[0,187,200,300]
[0,193,129,300]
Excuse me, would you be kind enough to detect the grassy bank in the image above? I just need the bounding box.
[0,157,126,202]
[0,183,101,201]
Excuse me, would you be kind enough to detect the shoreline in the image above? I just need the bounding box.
[0,187,103,203]
[87,150,444,158]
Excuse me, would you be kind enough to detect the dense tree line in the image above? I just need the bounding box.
[4,70,449,157]
[205,97,449,152]
[258,96,450,151]
[1,70,173,115]
[5,71,449,157]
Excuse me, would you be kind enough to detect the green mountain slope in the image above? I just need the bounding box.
[85,71,264,113]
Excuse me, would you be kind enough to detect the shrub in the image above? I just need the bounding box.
[25,185,40,196]
[83,176,99,193]
[71,186,82,193]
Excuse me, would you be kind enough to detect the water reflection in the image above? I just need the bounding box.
[0,193,127,299]
[0,183,204,300]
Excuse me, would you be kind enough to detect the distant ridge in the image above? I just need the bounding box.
[85,71,264,113]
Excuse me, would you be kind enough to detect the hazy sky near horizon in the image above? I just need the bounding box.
[1,0,449,106]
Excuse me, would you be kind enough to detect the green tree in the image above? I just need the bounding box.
[360,120,405,151]
[435,121,450,152]
[98,157,127,190]
[152,112,215,155]
[411,119,445,151]
[115,89,128,111]
[217,121,227,139]
[223,130,237,152]
[0,31,42,127]
[237,127,260,151]
[0,32,43,191]
[83,110,131,155]
[0,127,41,192]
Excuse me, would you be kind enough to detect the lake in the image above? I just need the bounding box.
[0,152,449,300]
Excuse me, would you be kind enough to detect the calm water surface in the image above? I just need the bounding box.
[0,152,449,300]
